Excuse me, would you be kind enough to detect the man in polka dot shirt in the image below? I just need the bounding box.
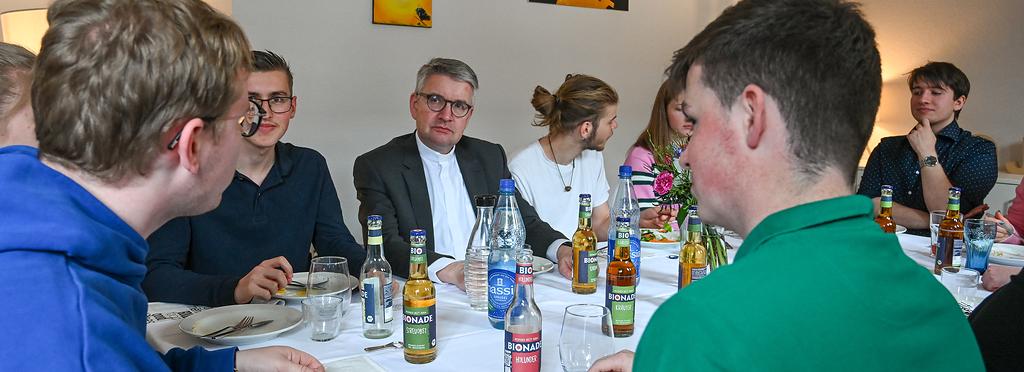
[858,61,997,232]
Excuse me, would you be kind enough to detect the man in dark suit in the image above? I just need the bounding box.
[353,58,573,287]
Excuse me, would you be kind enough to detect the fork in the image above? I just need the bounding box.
[288,278,329,290]
[201,315,253,338]
[211,319,274,339]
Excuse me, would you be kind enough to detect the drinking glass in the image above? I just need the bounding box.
[309,256,352,314]
[929,210,946,256]
[964,219,996,274]
[302,295,344,342]
[940,267,981,307]
[559,304,615,372]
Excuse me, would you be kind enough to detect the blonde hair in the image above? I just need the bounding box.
[531,74,618,135]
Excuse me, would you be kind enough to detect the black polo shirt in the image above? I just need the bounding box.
[143,142,366,306]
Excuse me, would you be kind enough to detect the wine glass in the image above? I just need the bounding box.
[559,304,615,372]
[308,256,352,314]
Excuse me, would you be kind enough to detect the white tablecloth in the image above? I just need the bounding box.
[147,234,981,371]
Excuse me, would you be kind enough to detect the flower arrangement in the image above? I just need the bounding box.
[646,134,729,270]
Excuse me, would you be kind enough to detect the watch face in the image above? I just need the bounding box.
[922,156,938,167]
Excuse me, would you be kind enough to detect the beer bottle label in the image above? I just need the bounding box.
[488,268,515,319]
[403,305,437,351]
[368,227,383,245]
[575,250,598,284]
[880,197,893,208]
[410,245,427,264]
[690,265,707,281]
[362,278,378,324]
[383,279,393,323]
[504,331,542,372]
[516,263,533,285]
[605,285,636,326]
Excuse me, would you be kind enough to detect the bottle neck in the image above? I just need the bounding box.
[514,264,534,301]
[578,205,593,230]
[945,198,961,219]
[409,252,428,280]
[613,240,631,261]
[367,228,384,258]
[687,229,702,244]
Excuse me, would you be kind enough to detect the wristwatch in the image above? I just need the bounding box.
[920,155,938,168]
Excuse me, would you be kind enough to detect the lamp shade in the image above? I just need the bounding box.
[1,8,47,54]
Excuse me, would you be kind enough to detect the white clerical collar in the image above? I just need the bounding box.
[415,130,456,164]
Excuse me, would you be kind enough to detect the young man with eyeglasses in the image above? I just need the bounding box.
[353,57,571,286]
[144,50,366,307]
[0,1,321,370]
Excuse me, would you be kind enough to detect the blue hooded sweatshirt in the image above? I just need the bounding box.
[0,146,235,371]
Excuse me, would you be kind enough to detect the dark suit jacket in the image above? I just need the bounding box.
[352,132,566,278]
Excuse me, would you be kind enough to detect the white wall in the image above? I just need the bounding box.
[232,0,734,234]
[858,0,1024,169]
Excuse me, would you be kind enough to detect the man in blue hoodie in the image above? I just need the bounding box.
[0,0,323,371]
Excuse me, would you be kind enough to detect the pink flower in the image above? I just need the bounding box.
[653,171,674,196]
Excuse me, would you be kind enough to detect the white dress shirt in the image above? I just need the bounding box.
[415,132,475,283]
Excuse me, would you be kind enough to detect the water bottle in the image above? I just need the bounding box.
[608,165,641,282]
[465,194,496,312]
[488,179,525,329]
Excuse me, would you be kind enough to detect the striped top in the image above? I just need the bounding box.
[624,145,659,210]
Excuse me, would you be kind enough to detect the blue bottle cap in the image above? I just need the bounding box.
[499,178,515,193]
[618,165,632,178]
[367,215,382,222]
[881,184,893,190]
[951,186,962,193]
[616,216,631,223]
[410,229,426,237]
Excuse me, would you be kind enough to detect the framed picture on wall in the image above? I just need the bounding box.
[528,0,628,11]
[373,0,432,28]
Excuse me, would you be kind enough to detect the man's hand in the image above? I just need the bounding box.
[639,206,677,229]
[236,346,324,372]
[589,350,634,372]
[907,118,938,160]
[437,261,466,291]
[982,264,1018,291]
[557,244,573,279]
[234,256,293,304]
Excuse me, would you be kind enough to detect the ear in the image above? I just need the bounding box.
[173,117,207,174]
[289,96,298,119]
[739,84,768,150]
[578,120,594,139]
[953,95,967,112]
[409,93,418,119]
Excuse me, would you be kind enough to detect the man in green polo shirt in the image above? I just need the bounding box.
[590,0,983,371]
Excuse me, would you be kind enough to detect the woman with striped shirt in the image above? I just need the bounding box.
[624,79,694,212]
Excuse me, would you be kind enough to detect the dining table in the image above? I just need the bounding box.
[146,232,988,371]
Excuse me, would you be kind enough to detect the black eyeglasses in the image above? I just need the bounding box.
[166,99,265,150]
[250,96,295,114]
[416,92,473,118]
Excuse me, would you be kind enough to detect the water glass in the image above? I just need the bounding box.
[929,210,945,256]
[303,295,344,342]
[940,267,981,307]
[964,219,996,274]
[559,304,615,372]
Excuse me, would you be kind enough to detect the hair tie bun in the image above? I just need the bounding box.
[551,94,560,106]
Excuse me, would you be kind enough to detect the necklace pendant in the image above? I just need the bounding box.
[564,186,572,192]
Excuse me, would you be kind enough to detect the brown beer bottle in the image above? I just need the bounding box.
[934,187,963,274]
[874,185,897,233]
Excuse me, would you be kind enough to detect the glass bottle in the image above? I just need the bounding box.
[504,246,542,371]
[935,187,964,274]
[465,194,496,311]
[679,209,707,290]
[874,185,897,233]
[489,179,524,329]
[607,165,641,280]
[360,214,394,338]
[605,217,636,337]
[403,229,437,364]
[572,194,598,294]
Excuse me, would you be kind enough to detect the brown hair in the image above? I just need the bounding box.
[0,42,35,136]
[907,61,970,119]
[668,0,881,183]
[33,0,252,182]
[633,79,685,150]
[531,74,618,135]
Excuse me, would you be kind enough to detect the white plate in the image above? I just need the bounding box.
[989,243,1024,267]
[274,272,358,301]
[895,225,908,234]
[533,257,554,274]
[179,304,303,346]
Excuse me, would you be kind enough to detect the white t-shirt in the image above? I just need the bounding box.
[509,140,610,240]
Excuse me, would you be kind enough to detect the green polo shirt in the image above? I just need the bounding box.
[634,195,983,371]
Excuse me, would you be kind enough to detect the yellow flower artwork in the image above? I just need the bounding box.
[529,0,628,11]
[373,0,432,28]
